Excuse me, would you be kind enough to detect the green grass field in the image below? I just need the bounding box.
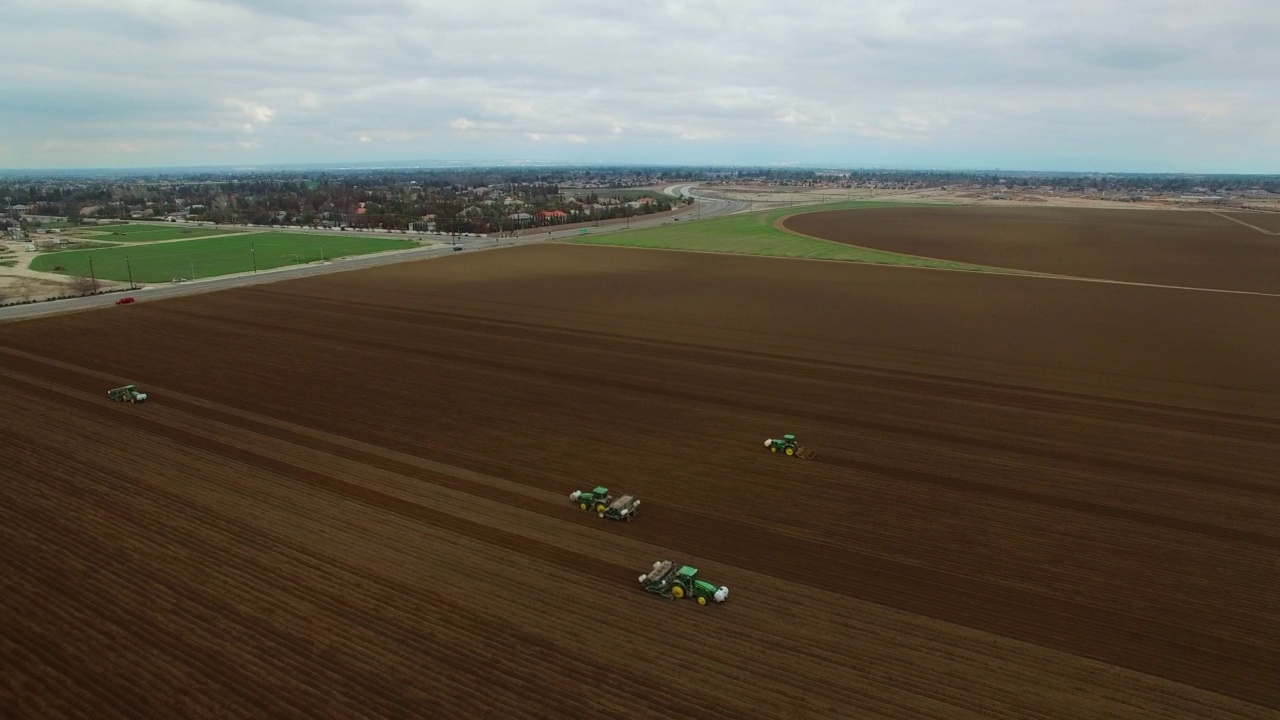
[71,224,245,243]
[561,188,674,200]
[571,201,1013,272]
[31,232,417,283]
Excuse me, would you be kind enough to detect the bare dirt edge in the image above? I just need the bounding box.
[560,238,1280,299]
[771,209,1280,298]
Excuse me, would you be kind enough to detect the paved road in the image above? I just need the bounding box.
[0,184,744,322]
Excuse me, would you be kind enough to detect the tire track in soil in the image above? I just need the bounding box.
[2,406,656,719]
[235,288,1280,426]
[189,292,1280,442]
[812,454,1280,549]
[8,313,1278,494]
[5,340,1274,599]
[632,505,1280,711]
[7,461,444,720]
[160,375,1280,566]
[7,374,636,586]
[2,500,305,717]
[10,369,1279,711]
[5,249,1274,712]
[4,444,387,716]
[5,397,803,719]
[40,311,1271,497]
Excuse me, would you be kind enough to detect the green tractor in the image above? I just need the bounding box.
[570,486,613,513]
[638,560,729,605]
[107,385,148,403]
[570,487,642,521]
[764,434,815,460]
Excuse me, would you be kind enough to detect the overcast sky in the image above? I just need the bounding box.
[1,0,1277,172]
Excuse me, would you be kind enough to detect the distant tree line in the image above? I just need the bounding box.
[3,166,1276,233]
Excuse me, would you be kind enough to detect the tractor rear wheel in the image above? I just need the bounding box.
[672,585,685,599]
[595,503,607,513]
[785,447,794,456]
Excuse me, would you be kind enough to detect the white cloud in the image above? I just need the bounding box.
[0,0,1277,170]
[224,98,276,128]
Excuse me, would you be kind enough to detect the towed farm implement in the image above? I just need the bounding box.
[639,561,729,605]
[107,385,148,403]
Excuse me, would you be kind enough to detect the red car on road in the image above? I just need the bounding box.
[115,297,135,305]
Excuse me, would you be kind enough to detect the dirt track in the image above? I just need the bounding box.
[784,206,1280,292]
[1223,211,1280,233]
[3,244,1279,718]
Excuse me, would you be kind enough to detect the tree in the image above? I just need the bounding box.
[68,275,97,294]
[65,205,81,224]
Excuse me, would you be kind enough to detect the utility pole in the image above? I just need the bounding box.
[251,242,257,273]
[321,245,325,261]
[89,258,98,292]
[191,260,196,281]
[125,256,135,290]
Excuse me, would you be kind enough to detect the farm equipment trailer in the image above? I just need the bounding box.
[570,487,641,521]
[107,385,148,403]
[639,561,729,605]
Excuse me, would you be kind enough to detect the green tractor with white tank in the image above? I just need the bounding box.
[570,486,612,513]
[638,560,729,605]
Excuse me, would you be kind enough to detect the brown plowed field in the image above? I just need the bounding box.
[1222,211,1280,234]
[3,243,1279,718]
[784,206,1280,293]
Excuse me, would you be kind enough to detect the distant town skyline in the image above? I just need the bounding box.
[2,0,1277,173]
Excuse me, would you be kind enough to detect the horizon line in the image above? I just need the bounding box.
[1,160,1277,178]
